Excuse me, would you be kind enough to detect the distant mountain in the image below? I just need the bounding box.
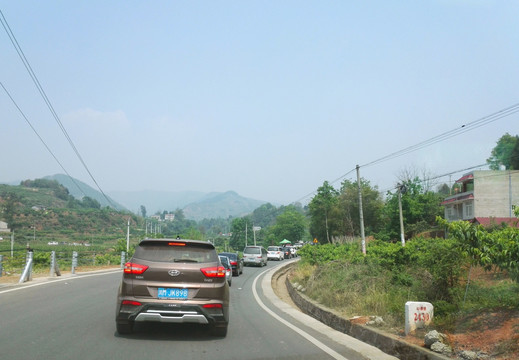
[40,174,267,220]
[44,174,126,210]
[108,190,207,214]
[112,190,266,220]
[182,191,266,221]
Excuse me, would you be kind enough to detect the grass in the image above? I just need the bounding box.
[291,259,519,332]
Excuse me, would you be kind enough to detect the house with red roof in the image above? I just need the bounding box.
[441,170,519,227]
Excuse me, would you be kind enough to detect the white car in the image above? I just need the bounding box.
[287,245,297,257]
[267,246,284,261]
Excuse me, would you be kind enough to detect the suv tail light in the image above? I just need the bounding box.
[123,262,149,274]
[122,300,142,306]
[200,266,226,278]
[203,303,223,309]
[229,260,237,266]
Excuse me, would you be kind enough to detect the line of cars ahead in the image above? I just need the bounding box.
[217,244,298,285]
[115,239,298,338]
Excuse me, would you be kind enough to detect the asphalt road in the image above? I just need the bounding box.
[0,260,396,360]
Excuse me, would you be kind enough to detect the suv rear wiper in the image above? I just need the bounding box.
[173,259,199,263]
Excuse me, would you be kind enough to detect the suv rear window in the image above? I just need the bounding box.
[134,241,218,263]
[244,247,260,255]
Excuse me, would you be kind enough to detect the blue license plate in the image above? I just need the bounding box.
[158,288,188,299]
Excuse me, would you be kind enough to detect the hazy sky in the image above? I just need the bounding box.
[1,1,518,205]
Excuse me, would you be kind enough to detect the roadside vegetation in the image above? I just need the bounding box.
[293,222,519,323]
[290,219,519,357]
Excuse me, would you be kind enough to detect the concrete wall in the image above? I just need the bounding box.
[474,170,519,218]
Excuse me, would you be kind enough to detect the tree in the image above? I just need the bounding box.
[436,183,451,196]
[1,192,21,231]
[81,196,101,209]
[378,177,443,241]
[487,133,519,170]
[511,138,519,170]
[338,178,384,236]
[229,216,252,250]
[268,208,306,245]
[308,181,339,243]
[140,205,147,218]
[251,203,280,228]
[173,208,186,221]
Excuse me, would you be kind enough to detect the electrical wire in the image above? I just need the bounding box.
[361,103,519,169]
[293,103,518,204]
[1,9,117,208]
[1,81,87,197]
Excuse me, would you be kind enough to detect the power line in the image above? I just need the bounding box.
[1,81,87,197]
[1,9,116,208]
[294,103,518,204]
[361,103,519,169]
[378,163,489,194]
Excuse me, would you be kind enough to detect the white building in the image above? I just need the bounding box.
[0,221,10,233]
[442,170,519,226]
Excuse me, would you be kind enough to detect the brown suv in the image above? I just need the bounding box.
[115,238,230,336]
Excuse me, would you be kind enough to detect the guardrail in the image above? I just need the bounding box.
[19,251,33,283]
[0,250,128,283]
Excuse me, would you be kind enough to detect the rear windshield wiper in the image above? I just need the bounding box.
[173,258,198,263]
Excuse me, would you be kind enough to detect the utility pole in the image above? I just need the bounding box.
[356,165,366,255]
[252,226,261,246]
[509,170,513,217]
[398,183,406,247]
[126,218,130,253]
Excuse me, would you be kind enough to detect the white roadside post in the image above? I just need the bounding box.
[126,219,130,253]
[405,301,434,335]
[71,251,78,274]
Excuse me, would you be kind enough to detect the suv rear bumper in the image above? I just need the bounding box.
[243,258,262,266]
[116,301,228,326]
[135,309,209,324]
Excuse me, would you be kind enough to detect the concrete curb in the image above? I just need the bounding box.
[274,263,451,360]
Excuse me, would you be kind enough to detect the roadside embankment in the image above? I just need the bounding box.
[272,262,451,360]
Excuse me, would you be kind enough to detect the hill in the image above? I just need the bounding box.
[182,191,266,221]
[110,189,267,220]
[108,189,207,214]
[0,182,136,245]
[44,174,126,210]
[5,174,268,220]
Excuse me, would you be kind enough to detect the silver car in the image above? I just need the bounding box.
[243,245,268,267]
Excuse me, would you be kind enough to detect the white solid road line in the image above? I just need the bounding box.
[252,265,348,360]
[0,269,121,294]
[253,264,398,360]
